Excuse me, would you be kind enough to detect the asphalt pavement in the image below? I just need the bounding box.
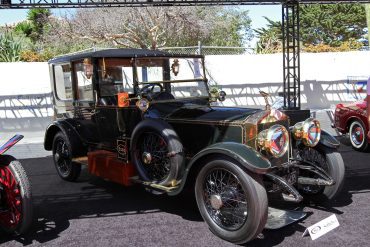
[1,136,370,247]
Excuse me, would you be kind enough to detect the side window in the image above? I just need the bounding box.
[74,60,94,101]
[98,58,134,100]
[54,64,73,100]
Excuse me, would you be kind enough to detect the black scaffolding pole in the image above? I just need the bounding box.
[282,0,300,110]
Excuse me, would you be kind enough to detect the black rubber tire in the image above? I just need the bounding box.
[0,155,33,235]
[298,147,345,202]
[348,120,369,152]
[194,157,268,244]
[52,132,81,182]
[130,119,184,186]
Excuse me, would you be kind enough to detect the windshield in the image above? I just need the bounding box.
[136,57,209,99]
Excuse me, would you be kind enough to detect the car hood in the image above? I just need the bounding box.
[338,100,366,110]
[146,101,262,123]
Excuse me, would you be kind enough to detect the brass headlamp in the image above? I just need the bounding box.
[257,124,289,158]
[292,118,321,147]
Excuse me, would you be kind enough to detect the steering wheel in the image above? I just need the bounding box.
[138,83,163,100]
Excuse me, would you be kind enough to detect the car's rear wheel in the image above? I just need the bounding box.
[349,120,369,151]
[195,157,268,244]
[0,156,33,235]
[52,132,81,181]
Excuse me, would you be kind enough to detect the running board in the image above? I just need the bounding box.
[130,176,179,193]
[72,156,88,165]
[265,207,307,230]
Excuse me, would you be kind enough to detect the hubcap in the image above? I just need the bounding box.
[351,125,364,146]
[0,166,22,230]
[137,132,171,182]
[142,152,152,165]
[203,168,248,231]
[210,195,223,210]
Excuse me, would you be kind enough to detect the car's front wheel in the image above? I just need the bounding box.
[349,120,369,151]
[195,157,268,244]
[297,147,345,201]
[52,132,81,181]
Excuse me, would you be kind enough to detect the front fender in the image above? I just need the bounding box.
[189,142,272,174]
[169,142,271,196]
[319,129,340,149]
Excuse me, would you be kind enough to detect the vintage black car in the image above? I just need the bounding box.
[44,48,344,244]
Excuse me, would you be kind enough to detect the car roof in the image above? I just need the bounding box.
[49,48,204,64]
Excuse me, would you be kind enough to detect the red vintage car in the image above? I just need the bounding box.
[334,100,369,151]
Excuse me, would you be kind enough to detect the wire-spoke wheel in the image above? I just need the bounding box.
[195,157,267,244]
[137,132,171,183]
[203,168,248,231]
[349,120,369,151]
[297,147,345,201]
[0,157,32,235]
[131,119,184,187]
[52,132,81,181]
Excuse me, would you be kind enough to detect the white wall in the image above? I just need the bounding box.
[206,51,370,109]
[0,62,52,143]
[0,62,50,95]
[1,52,369,109]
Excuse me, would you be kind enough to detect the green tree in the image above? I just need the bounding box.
[255,4,367,53]
[255,17,282,54]
[205,8,252,47]
[366,4,370,45]
[300,4,366,46]
[14,21,33,37]
[15,8,51,43]
[27,8,51,42]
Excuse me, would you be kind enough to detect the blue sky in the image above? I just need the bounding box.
[0,6,281,46]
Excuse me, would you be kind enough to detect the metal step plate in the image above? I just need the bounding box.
[265,207,307,230]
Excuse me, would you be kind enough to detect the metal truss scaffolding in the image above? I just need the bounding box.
[282,1,300,109]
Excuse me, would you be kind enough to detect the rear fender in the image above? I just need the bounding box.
[44,121,86,157]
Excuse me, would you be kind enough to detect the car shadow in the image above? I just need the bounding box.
[2,153,370,246]
[0,165,202,245]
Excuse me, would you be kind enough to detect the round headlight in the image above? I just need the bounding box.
[257,124,289,158]
[292,118,321,147]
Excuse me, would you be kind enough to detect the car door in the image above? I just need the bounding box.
[95,58,142,150]
[71,59,99,144]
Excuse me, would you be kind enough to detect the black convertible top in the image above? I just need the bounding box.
[49,48,203,64]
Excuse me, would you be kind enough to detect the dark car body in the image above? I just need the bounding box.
[44,48,345,244]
